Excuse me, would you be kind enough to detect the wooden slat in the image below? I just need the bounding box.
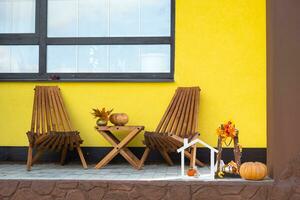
[179,88,192,137]
[192,88,200,133]
[174,88,190,136]
[69,135,74,151]
[45,134,58,149]
[187,88,196,136]
[35,134,49,145]
[165,88,186,134]
[54,88,70,131]
[30,88,38,132]
[170,88,189,134]
[51,134,62,151]
[155,88,181,133]
[49,87,64,131]
[48,87,57,131]
[56,87,73,131]
[40,86,46,134]
[57,134,66,151]
[44,87,52,133]
[36,86,42,135]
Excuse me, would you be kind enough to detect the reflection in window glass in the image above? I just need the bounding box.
[109,45,140,72]
[47,0,170,37]
[0,0,35,33]
[47,45,170,73]
[0,45,39,73]
[78,46,108,72]
[141,45,170,72]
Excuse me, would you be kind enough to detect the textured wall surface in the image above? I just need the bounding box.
[2,152,300,200]
[0,0,266,147]
[0,180,273,200]
[267,0,300,179]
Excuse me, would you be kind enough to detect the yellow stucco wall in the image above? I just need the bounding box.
[0,0,266,148]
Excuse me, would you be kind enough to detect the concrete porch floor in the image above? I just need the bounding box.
[0,162,272,182]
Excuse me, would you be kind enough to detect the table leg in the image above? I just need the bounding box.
[96,128,143,169]
[95,147,120,169]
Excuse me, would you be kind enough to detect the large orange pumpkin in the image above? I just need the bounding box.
[239,162,267,180]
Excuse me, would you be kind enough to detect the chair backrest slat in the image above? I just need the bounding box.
[186,88,196,136]
[53,87,72,131]
[155,89,181,133]
[175,88,191,137]
[193,87,200,132]
[49,87,64,131]
[169,89,187,134]
[44,87,52,133]
[30,86,74,134]
[30,88,38,132]
[160,89,184,133]
[36,87,42,135]
[179,88,193,137]
[155,87,200,138]
[40,87,46,134]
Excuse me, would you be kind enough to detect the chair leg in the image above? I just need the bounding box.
[184,151,206,167]
[138,147,150,169]
[31,150,44,166]
[159,149,174,166]
[26,146,33,171]
[60,147,68,166]
[189,145,197,168]
[76,146,88,169]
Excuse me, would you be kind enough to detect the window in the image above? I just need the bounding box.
[0,0,175,81]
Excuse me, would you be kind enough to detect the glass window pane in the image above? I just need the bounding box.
[47,45,170,73]
[47,46,77,72]
[141,0,171,36]
[78,0,109,37]
[109,0,139,37]
[0,45,39,73]
[48,0,109,37]
[141,45,170,72]
[0,0,35,33]
[78,46,108,72]
[48,0,78,37]
[109,45,140,72]
[47,0,171,37]
[47,45,109,73]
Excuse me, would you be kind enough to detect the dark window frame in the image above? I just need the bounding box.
[0,0,175,82]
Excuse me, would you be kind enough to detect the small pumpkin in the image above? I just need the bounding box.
[109,113,129,126]
[239,162,267,180]
[187,168,197,176]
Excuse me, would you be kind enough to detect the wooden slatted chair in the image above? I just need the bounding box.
[26,86,87,171]
[138,87,205,169]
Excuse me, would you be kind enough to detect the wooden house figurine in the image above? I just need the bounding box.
[177,138,218,179]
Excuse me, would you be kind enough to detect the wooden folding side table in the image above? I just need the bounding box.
[95,126,144,169]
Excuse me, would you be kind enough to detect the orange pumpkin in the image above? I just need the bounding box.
[239,162,267,180]
[109,113,129,126]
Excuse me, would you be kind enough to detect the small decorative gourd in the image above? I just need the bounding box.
[239,162,267,180]
[187,168,197,176]
[109,113,129,126]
